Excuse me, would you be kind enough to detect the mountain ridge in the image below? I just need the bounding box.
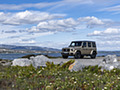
[0,44,60,51]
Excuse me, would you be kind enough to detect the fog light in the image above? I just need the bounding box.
[71,49,74,51]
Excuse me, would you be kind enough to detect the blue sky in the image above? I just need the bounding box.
[0,0,120,51]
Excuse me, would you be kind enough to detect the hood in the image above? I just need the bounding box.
[62,47,74,49]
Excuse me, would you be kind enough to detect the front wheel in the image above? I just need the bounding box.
[74,51,81,59]
[91,52,96,59]
[81,55,84,58]
[62,55,68,59]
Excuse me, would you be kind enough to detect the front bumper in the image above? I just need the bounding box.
[61,52,74,56]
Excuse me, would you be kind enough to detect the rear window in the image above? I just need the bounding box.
[92,42,96,47]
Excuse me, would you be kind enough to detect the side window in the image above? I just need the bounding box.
[75,42,79,46]
[83,42,87,47]
[88,42,91,47]
[75,42,82,46]
[92,42,96,47]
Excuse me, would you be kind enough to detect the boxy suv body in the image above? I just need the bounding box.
[61,41,97,59]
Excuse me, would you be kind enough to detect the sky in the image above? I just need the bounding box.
[0,0,120,51]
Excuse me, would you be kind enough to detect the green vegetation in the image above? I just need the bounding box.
[0,60,120,89]
[21,54,36,59]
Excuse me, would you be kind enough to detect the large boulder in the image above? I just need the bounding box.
[69,61,85,72]
[12,55,52,68]
[12,58,31,66]
[99,55,120,71]
[30,55,52,68]
[102,55,117,64]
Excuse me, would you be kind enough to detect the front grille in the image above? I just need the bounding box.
[63,49,70,52]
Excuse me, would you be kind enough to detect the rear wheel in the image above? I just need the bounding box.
[91,52,96,59]
[62,55,68,59]
[74,51,81,59]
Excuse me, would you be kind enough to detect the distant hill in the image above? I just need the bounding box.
[0,44,60,51]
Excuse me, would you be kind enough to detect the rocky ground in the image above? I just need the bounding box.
[53,56,120,65]
[51,57,104,66]
[1,56,120,67]
[0,56,103,67]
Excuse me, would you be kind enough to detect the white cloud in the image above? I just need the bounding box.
[60,0,93,6]
[88,28,120,36]
[0,0,118,11]
[0,2,57,10]
[29,18,78,33]
[0,10,66,25]
[0,30,54,45]
[100,5,120,14]
[27,16,120,33]
[35,41,70,49]
[96,40,120,51]
[87,28,120,50]
[78,16,104,28]
[19,40,36,44]
[0,11,118,30]
[0,12,8,22]
[0,0,93,10]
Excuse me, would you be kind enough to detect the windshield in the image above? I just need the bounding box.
[69,42,82,47]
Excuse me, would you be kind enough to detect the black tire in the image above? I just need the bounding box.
[62,55,68,59]
[81,55,84,58]
[91,52,96,59]
[74,51,81,59]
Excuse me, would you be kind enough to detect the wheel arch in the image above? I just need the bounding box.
[90,50,96,55]
[75,50,81,53]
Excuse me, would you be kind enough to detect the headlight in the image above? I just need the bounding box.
[71,49,74,51]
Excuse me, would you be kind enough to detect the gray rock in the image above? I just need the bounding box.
[99,55,119,71]
[30,55,52,68]
[69,61,85,72]
[0,61,6,64]
[2,62,12,66]
[12,58,31,66]
[102,55,117,64]
[12,55,52,68]
[0,60,12,66]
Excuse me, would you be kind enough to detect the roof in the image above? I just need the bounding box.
[71,41,96,43]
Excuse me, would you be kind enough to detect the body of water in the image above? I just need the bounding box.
[0,51,120,60]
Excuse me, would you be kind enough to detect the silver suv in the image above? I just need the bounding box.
[61,41,97,59]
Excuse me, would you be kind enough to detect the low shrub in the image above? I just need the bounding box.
[0,60,120,89]
[21,54,36,59]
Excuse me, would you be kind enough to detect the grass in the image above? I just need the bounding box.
[0,60,120,89]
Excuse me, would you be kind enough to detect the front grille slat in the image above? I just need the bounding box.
[63,49,70,52]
